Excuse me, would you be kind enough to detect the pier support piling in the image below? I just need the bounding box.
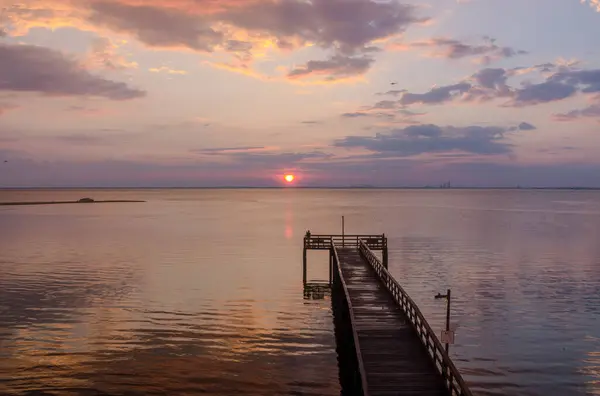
[303,246,307,285]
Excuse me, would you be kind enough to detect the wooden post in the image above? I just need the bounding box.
[383,247,388,269]
[329,249,333,285]
[445,289,451,355]
[303,245,307,285]
[341,216,345,247]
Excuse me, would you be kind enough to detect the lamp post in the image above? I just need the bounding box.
[434,289,452,354]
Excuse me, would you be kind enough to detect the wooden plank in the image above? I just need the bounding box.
[337,248,449,396]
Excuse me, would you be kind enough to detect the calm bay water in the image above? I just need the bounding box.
[0,189,599,395]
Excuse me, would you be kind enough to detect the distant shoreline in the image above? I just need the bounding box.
[0,187,599,191]
[0,200,146,206]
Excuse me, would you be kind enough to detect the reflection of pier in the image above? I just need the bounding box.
[303,234,472,396]
[303,282,331,300]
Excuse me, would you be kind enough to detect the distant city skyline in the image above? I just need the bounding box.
[1,0,600,187]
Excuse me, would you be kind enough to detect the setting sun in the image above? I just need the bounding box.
[284,174,295,183]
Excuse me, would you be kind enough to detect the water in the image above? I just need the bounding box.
[0,189,599,395]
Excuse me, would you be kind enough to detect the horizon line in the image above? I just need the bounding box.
[1,186,600,190]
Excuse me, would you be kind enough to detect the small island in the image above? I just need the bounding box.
[0,197,146,206]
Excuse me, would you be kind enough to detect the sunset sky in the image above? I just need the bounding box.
[1,0,599,187]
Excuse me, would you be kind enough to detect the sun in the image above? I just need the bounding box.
[284,174,295,183]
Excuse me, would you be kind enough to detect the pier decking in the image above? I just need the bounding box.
[304,234,472,396]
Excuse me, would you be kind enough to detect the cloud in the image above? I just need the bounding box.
[0,43,146,100]
[193,146,332,166]
[550,69,600,93]
[377,89,407,96]
[287,55,374,81]
[341,112,371,118]
[85,37,138,70]
[220,0,425,54]
[194,146,270,154]
[511,81,578,106]
[65,105,105,116]
[399,83,472,105]
[374,64,600,108]
[389,36,527,64]
[86,1,225,52]
[582,0,600,12]
[517,122,537,130]
[335,123,531,157]
[149,66,188,75]
[554,102,600,121]
[4,0,427,82]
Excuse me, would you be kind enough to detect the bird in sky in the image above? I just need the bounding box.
[391,82,397,85]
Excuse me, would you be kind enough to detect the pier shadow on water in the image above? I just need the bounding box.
[331,280,363,396]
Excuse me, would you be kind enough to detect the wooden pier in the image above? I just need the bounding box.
[303,234,472,396]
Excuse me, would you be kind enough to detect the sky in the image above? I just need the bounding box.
[0,0,599,188]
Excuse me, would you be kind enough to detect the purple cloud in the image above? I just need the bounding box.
[392,36,527,64]
[335,123,531,157]
[0,43,146,100]
[554,103,600,121]
[287,55,374,81]
[399,83,472,105]
[15,0,426,82]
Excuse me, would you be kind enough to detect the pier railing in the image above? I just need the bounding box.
[331,243,370,396]
[358,240,473,396]
[304,234,386,250]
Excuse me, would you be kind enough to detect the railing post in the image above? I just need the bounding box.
[303,240,307,285]
[329,248,333,285]
[341,216,345,247]
[445,289,451,355]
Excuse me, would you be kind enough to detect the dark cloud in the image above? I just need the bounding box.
[473,68,508,90]
[0,43,146,100]
[193,146,267,154]
[399,83,471,105]
[287,55,374,80]
[88,2,224,52]
[379,65,600,108]
[335,123,529,157]
[550,69,600,93]
[554,103,600,121]
[221,0,425,54]
[511,81,577,106]
[341,112,370,118]
[225,39,253,52]
[395,36,527,64]
[300,120,322,125]
[76,0,425,81]
[518,122,537,130]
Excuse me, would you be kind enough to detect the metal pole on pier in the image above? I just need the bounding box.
[435,289,453,355]
[445,289,451,354]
